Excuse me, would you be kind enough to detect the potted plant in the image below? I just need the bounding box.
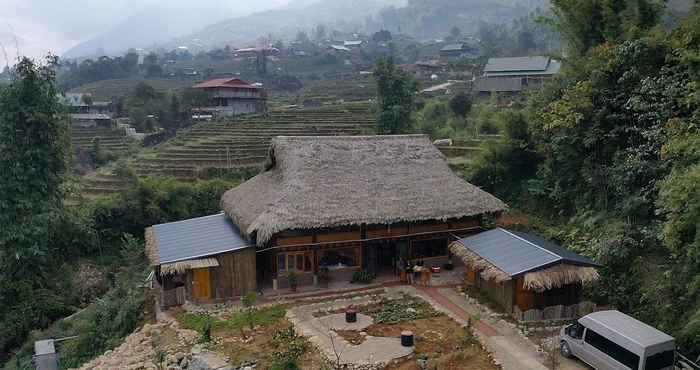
[318,266,330,288]
[287,271,298,292]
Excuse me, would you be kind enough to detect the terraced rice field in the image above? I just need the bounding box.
[79,107,376,197]
[71,126,134,154]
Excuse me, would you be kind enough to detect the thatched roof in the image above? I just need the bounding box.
[221,135,507,245]
[160,258,220,276]
[450,228,600,291]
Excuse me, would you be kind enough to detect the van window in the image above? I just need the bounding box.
[584,328,640,370]
[645,350,674,370]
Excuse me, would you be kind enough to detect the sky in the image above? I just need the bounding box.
[0,0,291,64]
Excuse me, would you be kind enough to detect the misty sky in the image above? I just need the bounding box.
[0,0,291,64]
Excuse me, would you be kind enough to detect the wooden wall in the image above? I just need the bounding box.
[476,275,515,313]
[211,248,257,299]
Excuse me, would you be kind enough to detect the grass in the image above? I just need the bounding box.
[176,305,286,332]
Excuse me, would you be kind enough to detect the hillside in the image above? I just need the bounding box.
[78,106,377,198]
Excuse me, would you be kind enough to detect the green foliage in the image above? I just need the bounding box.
[464,3,700,357]
[413,99,466,139]
[467,110,539,202]
[200,321,212,343]
[350,270,376,284]
[363,295,440,324]
[374,57,417,134]
[449,92,472,117]
[0,56,74,359]
[91,177,235,238]
[271,327,307,365]
[241,292,258,329]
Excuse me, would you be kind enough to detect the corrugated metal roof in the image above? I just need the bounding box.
[152,213,251,264]
[580,310,674,348]
[484,56,551,73]
[455,228,598,276]
[193,78,259,90]
[441,43,466,52]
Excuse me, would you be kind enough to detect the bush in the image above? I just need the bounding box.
[351,270,375,284]
[200,321,212,343]
[271,327,308,364]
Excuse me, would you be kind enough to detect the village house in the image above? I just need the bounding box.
[474,56,561,95]
[450,228,600,321]
[191,78,267,118]
[61,93,113,127]
[146,135,507,307]
[439,42,480,60]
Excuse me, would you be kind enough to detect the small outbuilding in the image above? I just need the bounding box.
[450,228,600,321]
[146,213,256,307]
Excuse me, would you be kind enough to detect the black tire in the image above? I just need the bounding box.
[560,341,573,358]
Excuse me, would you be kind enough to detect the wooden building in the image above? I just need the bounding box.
[147,135,507,306]
[221,135,507,289]
[474,56,561,96]
[146,214,257,308]
[450,228,600,321]
[191,78,267,118]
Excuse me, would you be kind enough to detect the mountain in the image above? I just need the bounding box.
[62,0,290,59]
[161,0,547,51]
[160,0,407,50]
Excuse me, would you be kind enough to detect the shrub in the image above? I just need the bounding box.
[272,327,308,364]
[351,270,376,284]
[200,321,212,343]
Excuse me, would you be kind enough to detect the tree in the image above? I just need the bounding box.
[447,25,463,42]
[372,29,393,43]
[314,24,327,42]
[0,55,72,356]
[449,92,472,117]
[374,57,416,134]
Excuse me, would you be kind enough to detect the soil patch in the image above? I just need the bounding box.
[335,329,367,345]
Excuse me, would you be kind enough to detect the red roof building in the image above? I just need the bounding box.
[191,78,267,118]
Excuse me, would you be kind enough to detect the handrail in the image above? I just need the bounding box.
[678,352,700,370]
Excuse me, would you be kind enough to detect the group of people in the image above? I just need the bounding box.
[399,258,432,286]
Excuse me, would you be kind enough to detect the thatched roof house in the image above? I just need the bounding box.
[222,135,507,246]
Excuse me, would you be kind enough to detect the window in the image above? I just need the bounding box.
[584,328,640,370]
[411,239,448,259]
[319,247,359,270]
[566,323,584,339]
[277,252,312,273]
[645,350,674,370]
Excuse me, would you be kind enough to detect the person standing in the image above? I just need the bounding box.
[405,259,413,285]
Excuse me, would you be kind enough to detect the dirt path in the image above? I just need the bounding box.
[415,286,590,370]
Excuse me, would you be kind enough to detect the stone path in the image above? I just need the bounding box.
[286,292,413,368]
[416,286,590,370]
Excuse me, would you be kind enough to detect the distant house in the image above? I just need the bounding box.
[61,93,113,127]
[450,228,600,321]
[343,40,364,48]
[191,78,267,118]
[233,47,279,58]
[474,56,561,95]
[400,61,445,79]
[440,42,480,59]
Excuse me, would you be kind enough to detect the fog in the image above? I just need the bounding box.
[0,0,292,63]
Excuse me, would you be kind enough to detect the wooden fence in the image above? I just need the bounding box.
[513,301,596,322]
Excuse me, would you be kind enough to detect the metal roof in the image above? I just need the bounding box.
[484,56,556,73]
[34,340,55,356]
[193,78,259,90]
[441,43,466,52]
[152,213,251,264]
[454,228,599,276]
[580,310,674,348]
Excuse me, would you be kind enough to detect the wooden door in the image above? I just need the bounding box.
[192,268,211,300]
[515,277,535,311]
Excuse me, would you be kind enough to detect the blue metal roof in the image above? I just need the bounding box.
[153,213,251,264]
[454,228,599,276]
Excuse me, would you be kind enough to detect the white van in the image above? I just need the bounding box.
[560,310,675,370]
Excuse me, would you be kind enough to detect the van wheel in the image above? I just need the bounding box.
[560,341,572,358]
